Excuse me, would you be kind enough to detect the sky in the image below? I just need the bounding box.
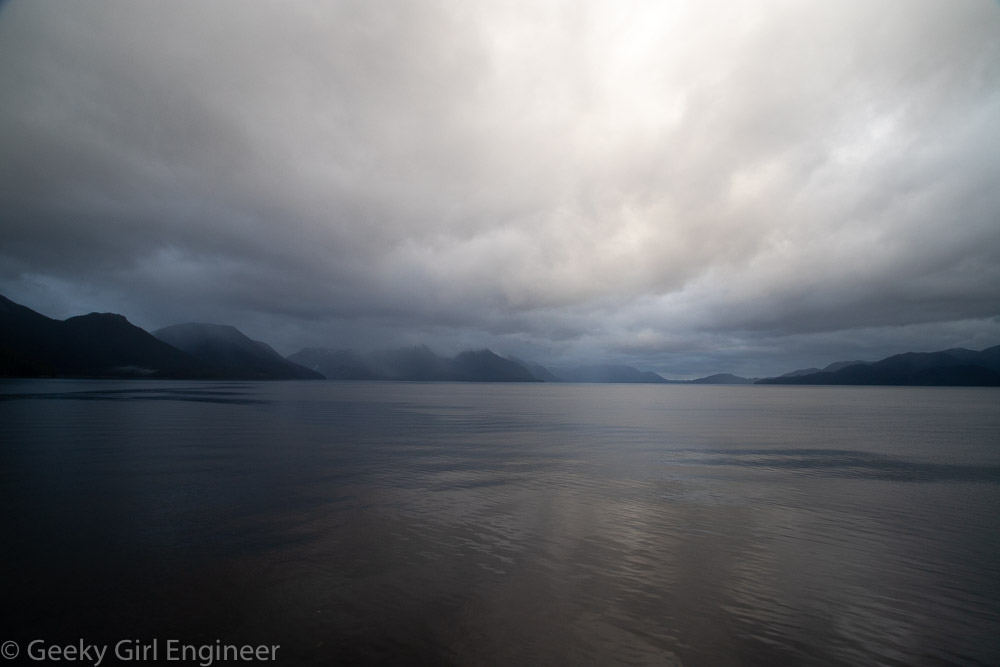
[1,0,999,378]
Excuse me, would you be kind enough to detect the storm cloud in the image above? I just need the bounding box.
[1,0,998,377]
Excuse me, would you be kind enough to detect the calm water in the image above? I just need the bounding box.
[1,380,998,666]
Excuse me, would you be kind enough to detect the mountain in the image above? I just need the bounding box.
[506,356,564,382]
[153,323,322,380]
[555,364,668,383]
[376,345,452,380]
[288,348,386,380]
[822,360,869,373]
[289,345,444,381]
[759,346,1000,386]
[687,373,755,384]
[292,350,734,384]
[780,367,821,378]
[0,294,324,380]
[780,360,869,378]
[0,294,205,378]
[288,346,540,381]
[451,350,540,382]
[0,294,62,376]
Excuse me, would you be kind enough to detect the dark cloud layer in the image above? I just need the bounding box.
[2,0,999,377]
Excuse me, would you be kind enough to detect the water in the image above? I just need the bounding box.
[1,380,998,666]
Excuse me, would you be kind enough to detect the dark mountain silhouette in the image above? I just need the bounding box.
[1,294,205,378]
[9,293,994,386]
[555,364,667,383]
[289,346,540,381]
[153,323,322,380]
[0,294,62,376]
[0,294,321,380]
[759,346,1000,386]
[941,346,1000,371]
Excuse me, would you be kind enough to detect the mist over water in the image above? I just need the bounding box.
[2,381,998,666]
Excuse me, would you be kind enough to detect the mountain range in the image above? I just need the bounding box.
[1,294,205,378]
[0,294,317,380]
[2,294,998,384]
[153,323,321,380]
[757,346,1000,386]
[288,346,540,382]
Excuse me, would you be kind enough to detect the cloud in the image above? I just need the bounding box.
[1,0,998,376]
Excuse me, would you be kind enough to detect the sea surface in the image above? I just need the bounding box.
[1,380,998,666]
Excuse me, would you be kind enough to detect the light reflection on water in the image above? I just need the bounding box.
[1,380,999,666]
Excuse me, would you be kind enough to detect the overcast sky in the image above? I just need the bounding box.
[1,0,998,378]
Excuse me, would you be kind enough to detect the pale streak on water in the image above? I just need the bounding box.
[1,380,998,666]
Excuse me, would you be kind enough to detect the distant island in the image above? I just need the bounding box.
[2,294,998,385]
